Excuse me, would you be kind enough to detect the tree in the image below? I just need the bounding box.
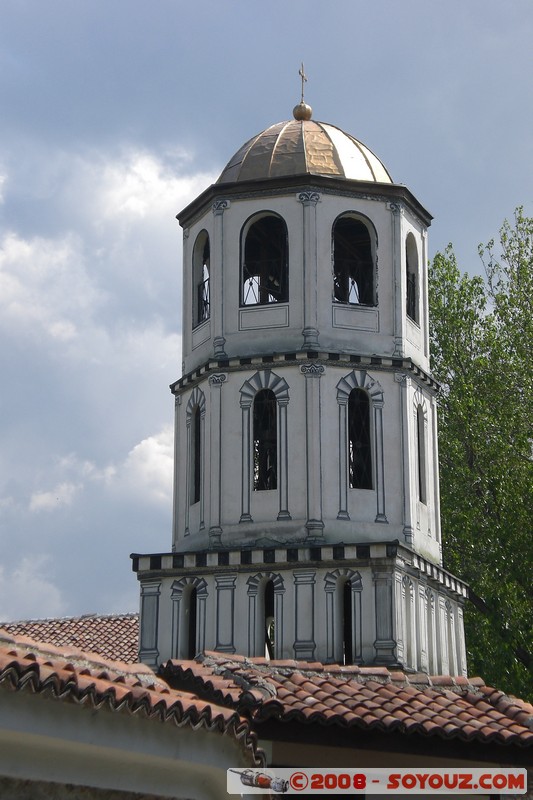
[429,208,533,700]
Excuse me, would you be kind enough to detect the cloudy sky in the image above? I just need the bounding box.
[0,0,531,622]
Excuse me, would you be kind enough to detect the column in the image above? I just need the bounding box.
[300,363,325,537]
[388,201,403,357]
[396,372,414,544]
[215,574,236,653]
[336,395,350,520]
[277,396,291,520]
[239,399,252,522]
[208,373,226,544]
[293,570,316,659]
[212,198,230,357]
[372,568,398,665]
[373,396,387,523]
[171,394,182,548]
[298,191,320,348]
[139,580,160,667]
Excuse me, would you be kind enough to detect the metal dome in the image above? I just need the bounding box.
[217,118,393,184]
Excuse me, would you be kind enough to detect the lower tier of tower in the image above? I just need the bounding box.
[132,541,468,676]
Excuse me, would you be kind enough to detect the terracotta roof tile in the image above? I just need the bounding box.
[159,652,533,749]
[0,630,261,764]
[0,613,139,663]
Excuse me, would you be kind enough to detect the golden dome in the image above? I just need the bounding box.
[217,117,393,184]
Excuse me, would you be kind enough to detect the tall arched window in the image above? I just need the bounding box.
[342,580,353,665]
[406,233,419,323]
[241,214,288,306]
[253,389,277,490]
[264,580,275,658]
[348,389,372,489]
[192,230,210,327]
[191,405,201,504]
[333,216,375,306]
[417,405,426,504]
[186,587,198,659]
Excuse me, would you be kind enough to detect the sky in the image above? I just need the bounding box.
[0,0,531,622]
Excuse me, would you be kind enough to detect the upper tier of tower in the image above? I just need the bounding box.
[178,105,432,378]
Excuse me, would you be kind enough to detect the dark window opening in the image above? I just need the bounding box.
[193,232,210,328]
[333,217,374,306]
[187,588,197,659]
[406,265,416,321]
[191,406,201,504]
[348,389,372,489]
[342,581,353,665]
[253,389,277,490]
[242,216,288,306]
[417,406,426,503]
[406,234,418,323]
[264,581,275,659]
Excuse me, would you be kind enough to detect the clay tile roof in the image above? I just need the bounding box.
[159,653,533,749]
[0,613,139,663]
[0,630,260,763]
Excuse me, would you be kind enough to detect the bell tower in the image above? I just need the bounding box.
[133,88,468,675]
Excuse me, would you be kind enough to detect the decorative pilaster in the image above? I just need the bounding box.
[293,569,316,659]
[215,574,236,653]
[277,396,291,520]
[208,373,227,545]
[239,400,253,523]
[298,191,320,348]
[388,201,403,357]
[336,393,350,521]
[139,580,160,667]
[171,395,182,548]
[372,568,398,665]
[396,372,414,545]
[212,199,230,358]
[300,363,325,537]
[373,394,387,523]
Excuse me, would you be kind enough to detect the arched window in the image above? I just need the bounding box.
[417,405,426,504]
[186,587,198,659]
[333,216,375,306]
[241,214,288,306]
[264,580,275,659]
[192,230,210,327]
[191,405,201,504]
[253,389,277,490]
[348,389,372,489]
[406,233,418,322]
[342,581,353,665]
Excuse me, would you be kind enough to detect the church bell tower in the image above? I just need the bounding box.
[133,85,468,675]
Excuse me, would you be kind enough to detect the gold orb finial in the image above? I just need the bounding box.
[293,62,312,120]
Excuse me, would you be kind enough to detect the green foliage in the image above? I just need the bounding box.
[429,209,533,701]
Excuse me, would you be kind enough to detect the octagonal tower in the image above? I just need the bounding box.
[133,98,467,675]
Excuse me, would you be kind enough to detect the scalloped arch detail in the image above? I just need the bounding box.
[324,568,363,591]
[336,370,383,403]
[246,572,285,594]
[186,386,206,417]
[171,576,208,598]
[240,370,289,408]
